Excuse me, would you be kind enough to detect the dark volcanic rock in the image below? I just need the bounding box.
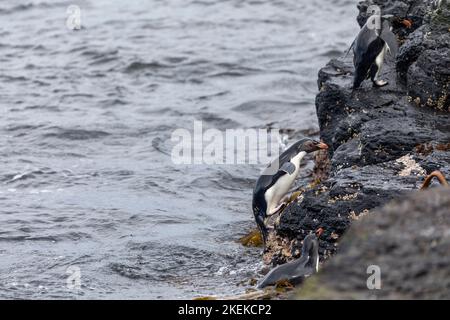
[271,0,450,265]
[296,188,450,300]
[277,159,423,259]
[400,0,450,111]
[405,11,450,111]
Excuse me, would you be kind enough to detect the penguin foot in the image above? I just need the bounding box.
[268,202,286,215]
[373,80,388,87]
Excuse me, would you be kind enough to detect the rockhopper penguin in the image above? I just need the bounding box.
[257,228,323,289]
[252,139,328,243]
[351,14,409,89]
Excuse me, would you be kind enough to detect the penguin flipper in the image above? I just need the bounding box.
[380,23,398,57]
[280,161,296,175]
[344,38,355,59]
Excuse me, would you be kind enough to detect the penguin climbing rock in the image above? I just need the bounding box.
[257,228,323,289]
[252,139,328,243]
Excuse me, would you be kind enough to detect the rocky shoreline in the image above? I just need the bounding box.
[264,0,449,298]
[297,188,450,299]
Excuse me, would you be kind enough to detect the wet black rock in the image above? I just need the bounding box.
[272,0,450,264]
[296,188,450,299]
[404,10,450,111]
[277,159,423,259]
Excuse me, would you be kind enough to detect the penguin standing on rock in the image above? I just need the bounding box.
[350,14,409,89]
[252,139,328,243]
[257,228,323,289]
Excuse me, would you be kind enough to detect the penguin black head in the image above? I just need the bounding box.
[290,139,328,155]
[301,229,321,256]
[302,228,323,271]
[302,233,319,258]
[302,235,317,255]
[372,15,396,34]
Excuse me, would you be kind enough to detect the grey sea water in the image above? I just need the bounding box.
[0,0,358,299]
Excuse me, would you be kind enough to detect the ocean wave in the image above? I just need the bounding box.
[42,128,111,140]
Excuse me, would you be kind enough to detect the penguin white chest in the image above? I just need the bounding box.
[375,45,387,69]
[265,151,306,215]
[315,255,319,273]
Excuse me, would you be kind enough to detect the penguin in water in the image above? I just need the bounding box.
[350,14,408,89]
[252,139,328,243]
[257,228,323,289]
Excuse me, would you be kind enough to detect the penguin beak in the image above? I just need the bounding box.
[317,142,328,150]
[401,19,412,28]
[315,228,324,237]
